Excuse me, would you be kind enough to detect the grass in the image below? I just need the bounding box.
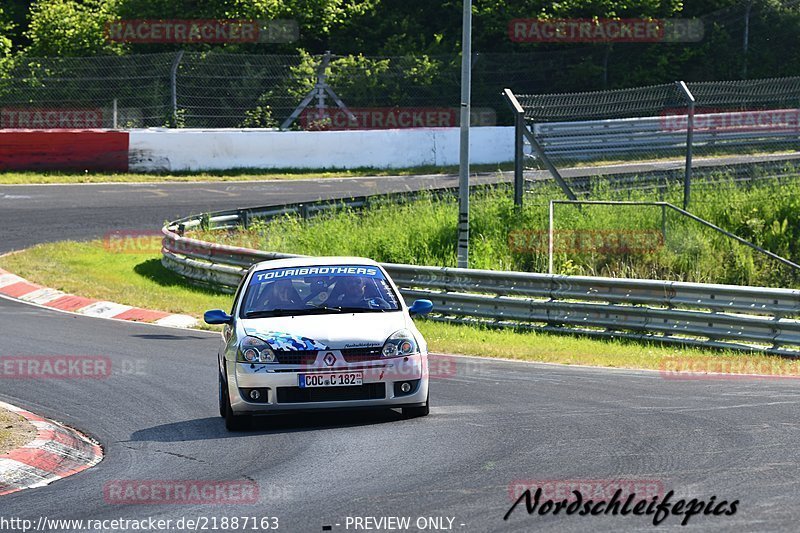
[0,164,512,185]
[193,178,800,288]
[0,408,36,455]
[0,241,231,317]
[3,240,799,375]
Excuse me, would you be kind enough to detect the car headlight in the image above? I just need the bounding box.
[238,336,276,363]
[382,329,418,358]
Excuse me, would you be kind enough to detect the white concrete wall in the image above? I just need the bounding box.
[128,127,514,172]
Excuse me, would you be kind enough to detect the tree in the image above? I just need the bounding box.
[25,0,122,57]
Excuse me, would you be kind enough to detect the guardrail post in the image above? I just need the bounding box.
[238,209,250,230]
[200,213,210,231]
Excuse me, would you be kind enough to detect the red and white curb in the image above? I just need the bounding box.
[0,401,103,496]
[0,267,197,328]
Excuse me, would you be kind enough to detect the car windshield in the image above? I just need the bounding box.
[240,264,401,318]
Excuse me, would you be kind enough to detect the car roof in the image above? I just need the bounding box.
[250,256,382,272]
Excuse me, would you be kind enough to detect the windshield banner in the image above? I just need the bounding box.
[250,265,382,285]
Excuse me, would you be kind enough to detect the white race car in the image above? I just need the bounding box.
[204,257,433,430]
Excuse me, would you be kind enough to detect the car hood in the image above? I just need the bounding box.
[240,311,408,351]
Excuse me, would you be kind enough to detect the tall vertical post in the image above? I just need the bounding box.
[742,0,753,78]
[170,50,184,127]
[502,89,525,208]
[317,51,331,120]
[112,98,118,129]
[548,200,555,275]
[457,0,472,269]
[514,111,524,207]
[677,81,695,210]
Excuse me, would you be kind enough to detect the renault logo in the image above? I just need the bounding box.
[323,352,337,366]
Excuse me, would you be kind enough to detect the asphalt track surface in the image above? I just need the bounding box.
[1,175,799,532]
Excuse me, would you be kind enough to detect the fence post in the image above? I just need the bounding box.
[112,98,118,129]
[170,50,184,127]
[502,89,525,208]
[676,81,695,210]
[548,200,555,275]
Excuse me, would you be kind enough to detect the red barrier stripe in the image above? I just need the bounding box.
[0,129,129,172]
[0,281,42,298]
[4,448,84,475]
[35,429,83,449]
[46,295,99,311]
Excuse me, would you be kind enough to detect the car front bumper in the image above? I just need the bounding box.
[227,353,428,413]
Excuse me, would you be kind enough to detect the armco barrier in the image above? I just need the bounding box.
[160,196,800,357]
[533,112,800,160]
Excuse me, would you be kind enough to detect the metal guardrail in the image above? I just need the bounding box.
[531,112,800,160]
[161,194,800,357]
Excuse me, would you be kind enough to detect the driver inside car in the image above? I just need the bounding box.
[263,278,303,309]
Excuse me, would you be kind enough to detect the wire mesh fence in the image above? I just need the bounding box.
[513,76,800,201]
[0,48,662,130]
[0,51,543,129]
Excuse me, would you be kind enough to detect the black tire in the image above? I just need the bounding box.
[402,393,430,418]
[223,382,251,431]
[218,371,227,418]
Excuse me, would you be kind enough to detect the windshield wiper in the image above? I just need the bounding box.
[244,309,301,318]
[316,306,392,313]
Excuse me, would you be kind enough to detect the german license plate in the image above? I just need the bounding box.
[299,372,363,388]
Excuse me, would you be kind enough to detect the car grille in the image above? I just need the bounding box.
[276,383,386,403]
[273,350,318,365]
[341,347,384,363]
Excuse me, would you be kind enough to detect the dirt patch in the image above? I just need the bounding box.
[0,408,37,455]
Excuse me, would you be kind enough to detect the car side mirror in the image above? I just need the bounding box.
[204,309,232,325]
[408,299,434,316]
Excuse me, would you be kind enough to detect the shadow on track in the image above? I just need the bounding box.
[128,409,408,442]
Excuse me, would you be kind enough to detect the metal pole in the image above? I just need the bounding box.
[317,51,330,120]
[676,81,695,210]
[170,50,184,127]
[548,200,555,275]
[457,0,472,269]
[513,105,524,207]
[112,98,118,129]
[743,0,753,79]
[501,89,525,208]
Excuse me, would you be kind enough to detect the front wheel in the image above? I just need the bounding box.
[218,371,227,418]
[402,393,429,418]
[222,379,251,431]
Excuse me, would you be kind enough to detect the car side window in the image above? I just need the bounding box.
[230,274,248,315]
